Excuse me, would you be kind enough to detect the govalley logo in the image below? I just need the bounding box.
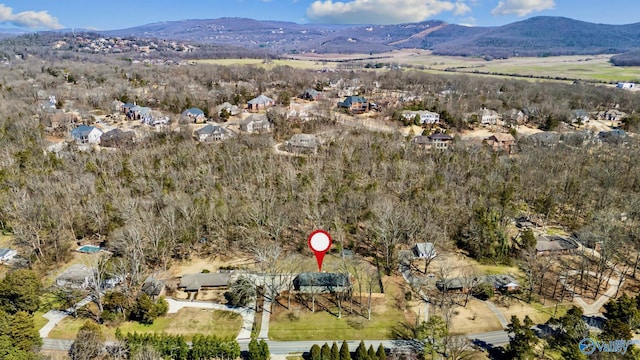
[579,338,640,355]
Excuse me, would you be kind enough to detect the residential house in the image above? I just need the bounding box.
[0,248,17,263]
[504,109,527,125]
[56,264,94,289]
[617,82,635,90]
[535,235,578,256]
[337,96,369,114]
[247,95,275,111]
[300,88,321,101]
[239,114,271,133]
[570,109,590,124]
[293,272,352,293]
[217,102,240,116]
[485,133,516,154]
[178,272,231,292]
[71,125,103,144]
[522,132,561,147]
[142,276,166,299]
[478,108,501,125]
[411,135,431,149]
[182,108,206,123]
[401,110,440,125]
[194,124,227,142]
[127,105,152,121]
[436,274,519,293]
[413,243,436,259]
[429,133,454,150]
[121,102,135,114]
[100,128,136,148]
[597,109,627,122]
[285,133,322,154]
[112,100,124,112]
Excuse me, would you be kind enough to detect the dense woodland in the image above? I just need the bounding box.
[0,54,639,358]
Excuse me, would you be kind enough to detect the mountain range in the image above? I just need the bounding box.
[99,16,640,58]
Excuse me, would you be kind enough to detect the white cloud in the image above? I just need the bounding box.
[491,0,555,17]
[0,4,63,29]
[306,0,471,24]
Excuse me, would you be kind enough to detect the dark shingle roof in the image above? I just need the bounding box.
[178,273,231,291]
[293,273,350,288]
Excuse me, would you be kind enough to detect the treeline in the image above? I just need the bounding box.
[610,50,640,67]
[308,341,386,360]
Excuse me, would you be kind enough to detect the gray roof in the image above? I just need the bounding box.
[437,274,518,291]
[535,235,578,252]
[142,276,165,297]
[183,108,204,116]
[71,125,100,138]
[429,133,453,141]
[239,113,268,125]
[302,88,320,97]
[58,264,93,282]
[195,124,226,136]
[289,133,321,146]
[413,243,435,256]
[338,96,367,107]
[293,273,351,288]
[0,248,14,258]
[178,272,231,291]
[248,94,274,105]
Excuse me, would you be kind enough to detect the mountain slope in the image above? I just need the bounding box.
[100,16,640,57]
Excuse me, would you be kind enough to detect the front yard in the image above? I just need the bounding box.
[47,307,242,341]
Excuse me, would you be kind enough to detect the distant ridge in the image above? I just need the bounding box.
[8,16,640,58]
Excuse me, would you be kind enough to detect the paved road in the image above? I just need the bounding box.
[39,295,93,338]
[484,301,508,329]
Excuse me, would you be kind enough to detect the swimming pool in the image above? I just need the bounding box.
[77,245,102,253]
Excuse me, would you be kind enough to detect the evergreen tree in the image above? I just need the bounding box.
[0,270,41,314]
[367,345,376,360]
[376,344,386,360]
[10,311,42,353]
[339,340,351,360]
[311,344,321,360]
[506,315,537,359]
[248,338,261,360]
[331,342,340,360]
[321,343,331,360]
[354,341,367,360]
[259,339,270,360]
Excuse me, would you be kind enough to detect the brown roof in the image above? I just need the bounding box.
[488,133,515,142]
[535,235,578,252]
[178,273,231,291]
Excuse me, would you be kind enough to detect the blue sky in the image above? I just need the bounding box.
[1,0,638,30]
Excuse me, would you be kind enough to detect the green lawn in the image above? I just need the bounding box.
[269,277,409,341]
[47,308,242,341]
[33,311,49,331]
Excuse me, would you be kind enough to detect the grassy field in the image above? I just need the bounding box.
[198,50,640,84]
[47,308,242,341]
[269,276,411,340]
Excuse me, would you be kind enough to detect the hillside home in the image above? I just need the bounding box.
[293,273,351,294]
[100,128,135,148]
[285,133,322,154]
[504,109,527,125]
[337,96,369,114]
[485,133,516,154]
[413,243,436,259]
[300,88,321,101]
[194,124,227,142]
[535,235,578,256]
[0,248,17,263]
[247,95,275,111]
[178,272,231,292]
[127,105,152,121]
[239,114,271,133]
[401,110,440,124]
[479,108,501,125]
[429,133,454,150]
[121,102,135,114]
[617,82,635,89]
[570,109,590,124]
[182,108,206,123]
[71,125,103,144]
[217,102,240,116]
[598,129,629,144]
[597,109,627,122]
[436,274,519,293]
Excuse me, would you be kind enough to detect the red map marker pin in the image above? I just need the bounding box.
[308,229,332,272]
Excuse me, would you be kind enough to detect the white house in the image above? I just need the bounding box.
[71,125,103,144]
[479,108,500,125]
[413,242,436,259]
[194,124,227,142]
[239,114,271,133]
[617,82,635,90]
[401,110,440,124]
[0,248,17,263]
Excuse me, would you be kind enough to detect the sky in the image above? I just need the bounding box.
[0,0,638,31]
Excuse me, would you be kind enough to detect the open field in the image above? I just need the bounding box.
[448,299,503,335]
[494,298,571,324]
[268,276,412,340]
[47,308,241,341]
[196,58,328,70]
